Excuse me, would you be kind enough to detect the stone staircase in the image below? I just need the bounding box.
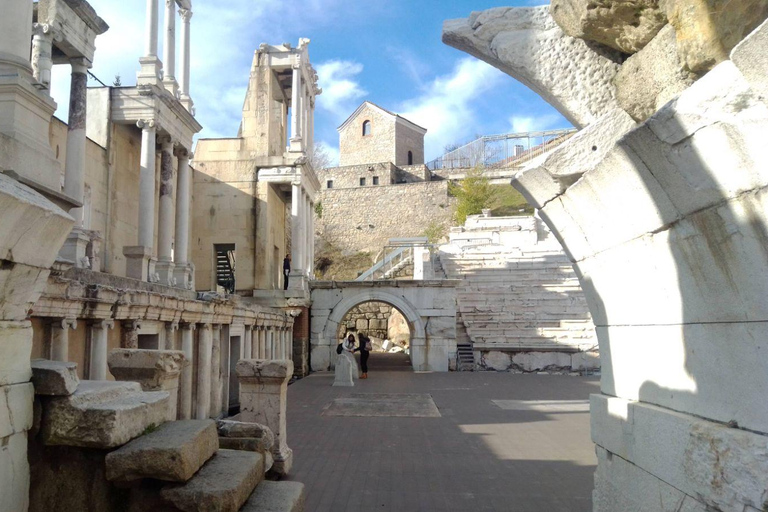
[29,359,305,512]
[440,230,598,371]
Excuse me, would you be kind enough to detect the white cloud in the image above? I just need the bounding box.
[508,114,564,134]
[397,58,506,161]
[315,60,367,119]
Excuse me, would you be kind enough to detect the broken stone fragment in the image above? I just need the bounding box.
[550,0,668,54]
[661,0,768,73]
[730,17,768,102]
[31,359,79,396]
[614,24,697,121]
[217,419,275,452]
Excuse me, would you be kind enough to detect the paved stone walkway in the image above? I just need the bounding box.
[284,355,599,512]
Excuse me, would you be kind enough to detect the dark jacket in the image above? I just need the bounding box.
[355,335,370,353]
[283,257,291,274]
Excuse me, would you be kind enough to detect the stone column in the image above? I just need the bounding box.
[64,58,90,226]
[289,182,304,289]
[156,137,176,285]
[304,193,312,277]
[173,151,192,288]
[196,323,212,419]
[138,0,161,85]
[125,120,156,281]
[265,329,273,360]
[307,100,314,154]
[163,0,176,81]
[31,25,54,88]
[178,8,193,111]
[237,360,294,475]
[50,318,76,362]
[89,319,113,380]
[257,327,266,359]
[179,323,195,419]
[244,325,253,359]
[210,325,222,418]
[108,349,185,421]
[120,320,141,349]
[290,65,302,150]
[163,321,178,350]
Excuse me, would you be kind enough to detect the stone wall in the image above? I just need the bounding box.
[395,122,425,166]
[336,301,409,352]
[317,181,454,254]
[316,162,396,190]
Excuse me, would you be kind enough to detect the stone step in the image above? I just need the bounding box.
[42,380,170,448]
[106,419,219,483]
[159,449,264,512]
[241,481,306,512]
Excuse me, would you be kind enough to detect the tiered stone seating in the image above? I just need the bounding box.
[440,241,597,356]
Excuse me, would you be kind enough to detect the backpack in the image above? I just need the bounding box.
[336,343,343,355]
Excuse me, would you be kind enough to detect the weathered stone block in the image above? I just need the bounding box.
[592,394,768,511]
[442,6,622,128]
[105,420,218,483]
[0,173,74,269]
[615,24,696,121]
[550,0,667,53]
[731,18,768,101]
[426,316,456,338]
[0,321,33,386]
[0,382,33,438]
[570,351,600,371]
[0,261,51,321]
[512,351,573,371]
[42,380,170,448]
[513,108,637,209]
[217,419,275,454]
[0,431,30,512]
[241,481,306,512]
[482,351,512,371]
[661,0,768,73]
[160,449,263,512]
[31,359,79,396]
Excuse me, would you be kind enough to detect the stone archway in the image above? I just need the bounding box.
[310,282,457,372]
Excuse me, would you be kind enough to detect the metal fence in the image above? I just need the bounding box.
[426,128,577,171]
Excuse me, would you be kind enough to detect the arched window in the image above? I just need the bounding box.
[362,120,372,136]
[408,151,413,165]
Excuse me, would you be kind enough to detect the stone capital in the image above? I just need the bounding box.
[70,57,92,73]
[94,319,115,330]
[179,8,193,21]
[166,321,180,332]
[122,320,142,331]
[181,322,197,332]
[212,324,223,332]
[51,318,77,330]
[136,119,156,130]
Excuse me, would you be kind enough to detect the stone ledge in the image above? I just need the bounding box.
[31,359,79,396]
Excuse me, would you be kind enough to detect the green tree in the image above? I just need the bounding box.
[422,221,448,244]
[448,168,496,225]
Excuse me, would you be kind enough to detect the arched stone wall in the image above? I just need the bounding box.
[310,282,457,372]
[446,8,768,511]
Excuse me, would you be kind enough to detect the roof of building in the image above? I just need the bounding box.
[337,101,428,135]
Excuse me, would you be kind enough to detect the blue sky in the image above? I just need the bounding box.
[49,0,571,164]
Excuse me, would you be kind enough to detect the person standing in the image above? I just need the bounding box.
[283,254,291,290]
[355,333,371,379]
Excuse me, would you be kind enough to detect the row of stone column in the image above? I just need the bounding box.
[125,122,192,286]
[290,182,315,284]
[141,0,194,110]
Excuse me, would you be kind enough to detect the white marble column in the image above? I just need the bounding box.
[210,325,222,417]
[51,319,76,362]
[266,330,273,360]
[162,0,177,93]
[139,0,161,85]
[157,137,176,285]
[173,151,192,288]
[290,182,304,287]
[163,321,178,350]
[196,323,212,419]
[178,8,193,110]
[258,328,266,359]
[307,100,315,155]
[64,58,90,226]
[290,65,301,148]
[89,319,113,380]
[304,193,312,276]
[31,25,54,88]
[309,198,315,277]
[180,323,195,420]
[244,325,253,359]
[138,121,157,248]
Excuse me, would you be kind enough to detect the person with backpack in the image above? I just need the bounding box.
[355,333,372,379]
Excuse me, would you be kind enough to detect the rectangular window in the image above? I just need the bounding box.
[327,180,333,189]
[373,176,379,185]
[214,243,236,294]
[360,177,366,186]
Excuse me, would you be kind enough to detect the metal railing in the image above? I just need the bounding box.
[356,237,430,281]
[426,128,577,172]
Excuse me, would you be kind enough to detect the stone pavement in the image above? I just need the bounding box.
[284,354,599,511]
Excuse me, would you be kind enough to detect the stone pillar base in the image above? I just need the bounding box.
[237,360,294,476]
[60,228,102,271]
[108,349,185,421]
[155,259,176,287]
[123,246,152,281]
[137,56,162,86]
[162,77,179,97]
[173,263,195,290]
[288,271,307,292]
[288,138,303,153]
